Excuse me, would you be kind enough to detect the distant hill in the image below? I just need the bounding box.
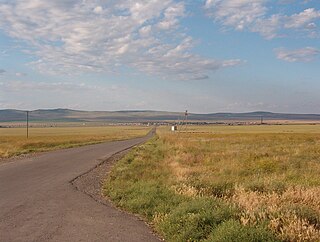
[1,109,320,122]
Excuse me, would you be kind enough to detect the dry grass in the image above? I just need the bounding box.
[104,124,320,241]
[159,125,320,241]
[157,125,320,241]
[0,126,150,159]
[233,186,320,241]
[161,126,320,187]
[183,124,320,134]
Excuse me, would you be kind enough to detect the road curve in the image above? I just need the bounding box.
[0,129,160,242]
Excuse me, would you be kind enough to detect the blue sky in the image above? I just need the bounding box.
[0,0,319,113]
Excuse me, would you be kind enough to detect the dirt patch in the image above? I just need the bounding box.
[70,148,131,205]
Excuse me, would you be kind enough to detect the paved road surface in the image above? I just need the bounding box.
[0,130,160,242]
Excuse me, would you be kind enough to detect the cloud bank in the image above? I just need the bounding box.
[205,0,320,39]
[0,0,241,80]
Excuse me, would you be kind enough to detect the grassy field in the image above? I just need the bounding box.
[104,124,320,241]
[0,125,150,159]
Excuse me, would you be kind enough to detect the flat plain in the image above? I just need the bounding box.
[0,125,150,159]
[105,124,320,241]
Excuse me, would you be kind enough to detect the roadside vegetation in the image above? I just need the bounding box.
[104,125,320,241]
[0,126,150,159]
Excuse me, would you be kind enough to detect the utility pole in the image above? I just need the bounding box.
[26,111,29,138]
[185,110,188,131]
[260,116,263,125]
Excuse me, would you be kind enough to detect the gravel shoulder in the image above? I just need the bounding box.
[71,148,162,239]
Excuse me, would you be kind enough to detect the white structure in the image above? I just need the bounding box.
[171,125,177,132]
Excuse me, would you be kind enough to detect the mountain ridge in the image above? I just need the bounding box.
[0,108,320,122]
[1,109,320,122]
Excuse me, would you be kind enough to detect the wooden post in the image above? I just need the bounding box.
[185,110,188,131]
[26,111,29,138]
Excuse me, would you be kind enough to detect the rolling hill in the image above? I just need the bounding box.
[1,109,320,123]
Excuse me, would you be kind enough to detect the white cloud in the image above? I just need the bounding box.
[0,0,241,80]
[157,2,185,30]
[252,14,282,39]
[205,0,320,39]
[275,47,320,62]
[205,0,267,31]
[284,8,320,28]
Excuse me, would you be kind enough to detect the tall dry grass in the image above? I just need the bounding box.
[0,126,150,158]
[159,126,320,241]
[104,125,320,241]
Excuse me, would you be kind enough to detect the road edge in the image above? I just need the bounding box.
[69,127,155,185]
[69,127,163,241]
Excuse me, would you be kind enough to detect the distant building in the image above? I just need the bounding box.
[171,125,177,131]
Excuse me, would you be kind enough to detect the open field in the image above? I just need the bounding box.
[0,126,150,159]
[104,124,320,241]
[184,124,320,134]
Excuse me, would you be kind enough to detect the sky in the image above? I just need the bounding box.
[0,0,319,113]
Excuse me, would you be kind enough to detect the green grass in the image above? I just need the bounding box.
[103,125,320,241]
[0,126,150,158]
[206,220,279,242]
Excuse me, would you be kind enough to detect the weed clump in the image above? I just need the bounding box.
[206,219,279,242]
[158,197,237,241]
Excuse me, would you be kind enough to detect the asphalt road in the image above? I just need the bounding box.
[0,129,160,242]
